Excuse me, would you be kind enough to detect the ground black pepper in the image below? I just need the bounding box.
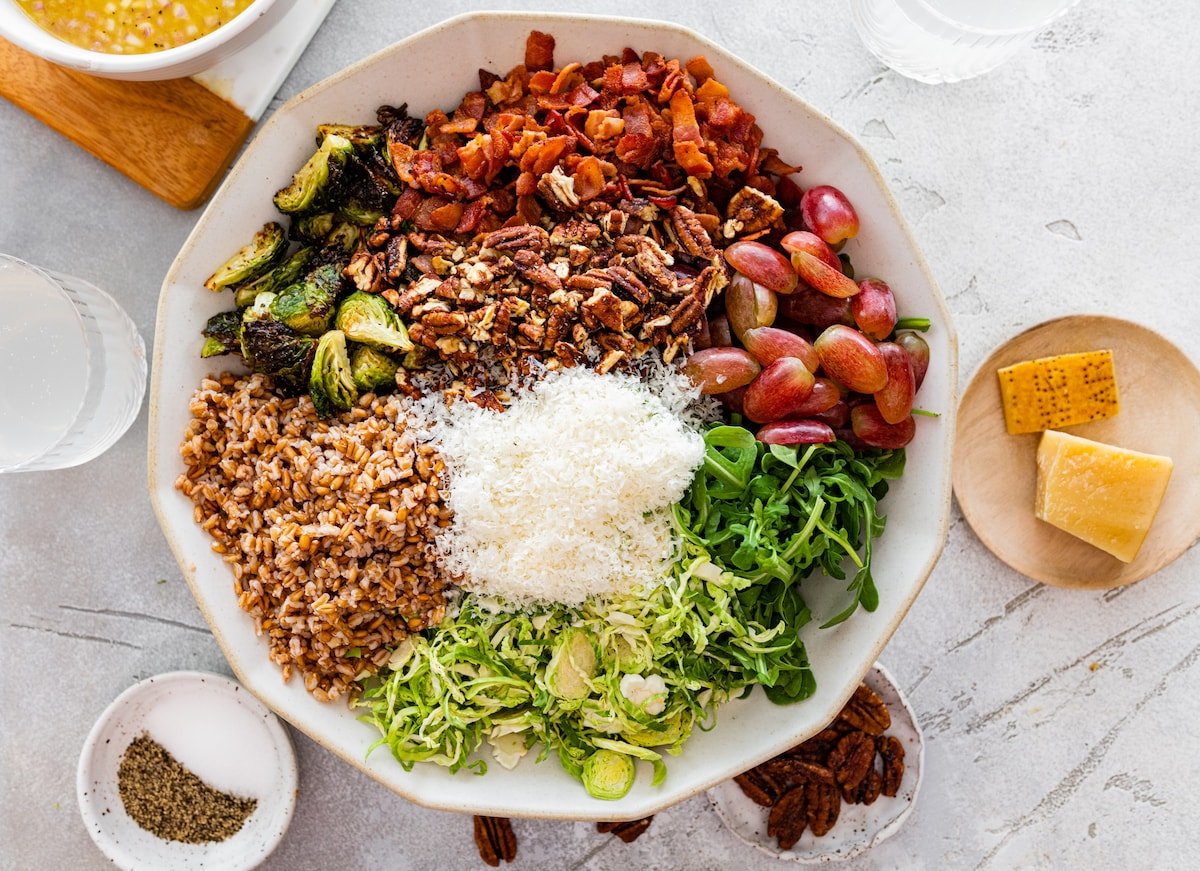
[117,734,257,844]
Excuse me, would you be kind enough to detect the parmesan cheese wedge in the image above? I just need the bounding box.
[1035,430,1173,562]
[998,350,1119,435]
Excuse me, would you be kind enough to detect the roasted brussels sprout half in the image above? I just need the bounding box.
[349,345,399,393]
[273,134,354,214]
[267,263,342,336]
[334,291,413,353]
[233,246,315,308]
[325,222,362,254]
[309,330,358,418]
[239,294,316,395]
[292,212,336,243]
[581,749,635,801]
[199,310,242,358]
[337,199,385,227]
[203,222,287,292]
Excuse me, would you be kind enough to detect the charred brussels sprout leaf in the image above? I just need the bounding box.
[199,310,242,358]
[334,291,413,353]
[316,124,383,148]
[268,263,342,336]
[203,222,287,292]
[234,246,315,308]
[239,294,316,395]
[273,134,355,214]
[349,345,399,393]
[309,330,358,418]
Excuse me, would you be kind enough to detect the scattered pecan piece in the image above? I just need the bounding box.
[473,815,517,867]
[344,248,384,293]
[878,735,905,797]
[805,779,840,838]
[827,731,875,791]
[843,766,883,806]
[422,310,468,334]
[605,265,651,304]
[836,684,891,736]
[668,295,704,335]
[513,249,564,292]
[767,786,808,851]
[596,816,654,843]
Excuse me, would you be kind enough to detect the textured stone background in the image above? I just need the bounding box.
[2,1,1198,868]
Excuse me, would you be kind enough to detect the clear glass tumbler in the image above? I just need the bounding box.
[849,0,1083,83]
[0,255,146,473]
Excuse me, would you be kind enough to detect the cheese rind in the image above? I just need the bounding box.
[1034,430,1173,563]
[998,350,1119,435]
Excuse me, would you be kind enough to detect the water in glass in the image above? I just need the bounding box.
[850,0,1082,83]
[0,255,146,472]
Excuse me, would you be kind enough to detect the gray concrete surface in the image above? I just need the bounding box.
[2,1,1199,868]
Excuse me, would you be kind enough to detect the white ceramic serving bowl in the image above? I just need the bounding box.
[149,11,957,821]
[0,0,291,80]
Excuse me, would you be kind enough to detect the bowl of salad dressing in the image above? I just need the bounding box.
[0,0,291,79]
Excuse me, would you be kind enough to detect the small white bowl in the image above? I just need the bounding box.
[707,663,924,863]
[77,671,298,871]
[0,0,291,80]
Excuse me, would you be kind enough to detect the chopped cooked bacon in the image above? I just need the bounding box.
[525,30,555,72]
[669,89,713,178]
[378,34,794,240]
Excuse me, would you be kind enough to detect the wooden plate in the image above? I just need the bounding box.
[953,315,1200,589]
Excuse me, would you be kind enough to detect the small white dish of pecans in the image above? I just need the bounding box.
[708,663,923,863]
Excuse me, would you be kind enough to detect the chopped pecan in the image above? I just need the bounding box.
[805,779,840,838]
[723,186,785,238]
[582,288,626,332]
[671,205,718,258]
[473,815,517,867]
[688,263,728,307]
[597,348,625,374]
[384,236,409,281]
[623,235,679,295]
[836,684,891,736]
[596,816,654,843]
[550,218,601,247]
[518,322,545,345]
[827,731,875,791]
[537,165,581,211]
[878,735,905,797]
[605,265,651,303]
[668,295,704,335]
[566,270,613,293]
[513,249,564,292]
[482,224,550,252]
[543,305,570,348]
[343,248,384,293]
[422,311,468,335]
[767,786,808,851]
[553,341,581,367]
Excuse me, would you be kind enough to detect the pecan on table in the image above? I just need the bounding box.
[596,816,655,843]
[473,815,518,867]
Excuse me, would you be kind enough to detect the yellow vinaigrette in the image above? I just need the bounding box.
[17,0,255,55]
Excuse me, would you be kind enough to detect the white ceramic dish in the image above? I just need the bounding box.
[708,663,924,863]
[148,11,957,821]
[0,0,291,80]
[77,671,297,871]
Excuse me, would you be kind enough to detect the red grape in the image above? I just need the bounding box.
[724,241,798,295]
[851,405,916,449]
[743,358,816,423]
[741,327,820,371]
[780,231,841,272]
[790,250,860,299]
[779,286,854,330]
[874,342,915,424]
[800,185,860,245]
[683,347,760,395]
[851,279,897,341]
[894,331,930,390]
[814,325,887,393]
[725,273,777,340]
[757,419,836,445]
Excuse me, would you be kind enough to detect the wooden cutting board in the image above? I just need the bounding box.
[0,37,253,210]
[0,0,334,209]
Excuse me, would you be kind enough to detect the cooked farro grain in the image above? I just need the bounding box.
[176,373,451,702]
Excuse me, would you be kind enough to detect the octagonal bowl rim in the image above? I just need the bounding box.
[149,9,957,821]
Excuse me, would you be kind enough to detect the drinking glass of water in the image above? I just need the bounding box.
[0,255,146,473]
[849,0,1083,83]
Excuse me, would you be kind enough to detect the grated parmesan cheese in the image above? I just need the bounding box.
[421,364,707,606]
